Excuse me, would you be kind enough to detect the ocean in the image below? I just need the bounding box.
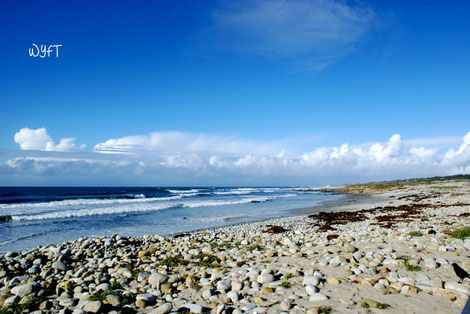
[0,186,341,253]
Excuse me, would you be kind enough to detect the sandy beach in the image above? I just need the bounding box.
[1,178,469,313]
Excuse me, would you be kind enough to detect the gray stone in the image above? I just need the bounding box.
[11,282,41,296]
[95,283,110,292]
[136,293,156,304]
[106,294,120,306]
[52,261,67,271]
[4,295,20,306]
[280,300,291,311]
[179,303,203,313]
[83,301,103,313]
[149,303,173,314]
[137,272,150,282]
[148,273,168,289]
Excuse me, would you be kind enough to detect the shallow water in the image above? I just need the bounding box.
[0,186,341,252]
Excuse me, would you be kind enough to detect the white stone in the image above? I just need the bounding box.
[313,271,325,279]
[280,300,291,311]
[217,279,231,292]
[202,289,212,300]
[398,277,415,285]
[306,285,319,295]
[445,281,470,296]
[179,303,203,313]
[302,275,320,287]
[424,258,438,269]
[149,303,173,314]
[83,301,103,313]
[149,273,168,289]
[309,293,328,301]
[257,274,274,284]
[227,291,239,303]
[231,280,243,291]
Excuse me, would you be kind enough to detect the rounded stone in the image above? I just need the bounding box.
[83,301,103,313]
[309,293,328,302]
[302,275,320,287]
[257,274,275,284]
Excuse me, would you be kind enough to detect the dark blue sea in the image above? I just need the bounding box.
[0,186,340,253]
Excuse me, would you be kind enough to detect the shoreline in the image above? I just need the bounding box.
[0,179,469,313]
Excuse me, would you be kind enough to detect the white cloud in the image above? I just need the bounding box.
[14,127,85,152]
[208,0,376,71]
[4,129,470,185]
[94,131,279,155]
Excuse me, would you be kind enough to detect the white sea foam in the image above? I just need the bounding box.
[10,193,297,221]
[167,189,201,194]
[213,190,254,195]
[0,195,183,210]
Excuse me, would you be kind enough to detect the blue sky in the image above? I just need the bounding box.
[1,0,470,185]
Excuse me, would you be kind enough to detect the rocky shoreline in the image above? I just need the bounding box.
[1,179,469,313]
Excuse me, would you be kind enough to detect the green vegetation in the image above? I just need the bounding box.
[376,303,391,309]
[193,253,221,267]
[451,227,470,240]
[247,243,264,252]
[89,290,117,301]
[111,280,123,290]
[399,255,422,271]
[317,306,332,314]
[278,281,291,288]
[125,264,142,278]
[159,254,188,267]
[360,300,390,309]
[0,297,41,314]
[210,240,241,250]
[408,231,423,237]
[431,185,459,190]
[406,264,422,271]
[285,272,293,279]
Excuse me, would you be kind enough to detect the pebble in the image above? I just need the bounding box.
[82,301,102,313]
[52,261,67,271]
[227,290,239,303]
[179,303,203,313]
[309,293,328,301]
[302,275,320,287]
[11,282,41,296]
[257,274,275,284]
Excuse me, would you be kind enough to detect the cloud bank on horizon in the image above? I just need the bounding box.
[1,127,470,185]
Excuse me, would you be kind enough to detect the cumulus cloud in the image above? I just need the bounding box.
[4,129,470,185]
[207,0,376,71]
[14,127,85,152]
